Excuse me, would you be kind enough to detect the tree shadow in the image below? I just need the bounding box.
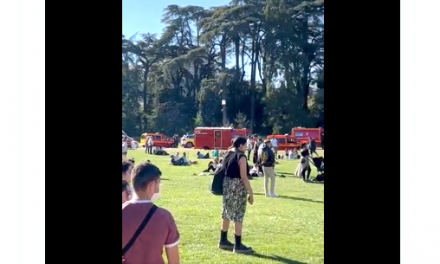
[250,252,309,264]
[254,193,323,204]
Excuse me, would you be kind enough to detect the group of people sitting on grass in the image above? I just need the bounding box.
[152,146,169,155]
[170,152,198,166]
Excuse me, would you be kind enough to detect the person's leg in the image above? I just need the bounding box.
[268,167,277,196]
[263,167,270,196]
[220,218,231,245]
[232,184,252,253]
[219,179,234,249]
[301,168,306,181]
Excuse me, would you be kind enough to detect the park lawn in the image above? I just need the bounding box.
[127,149,324,264]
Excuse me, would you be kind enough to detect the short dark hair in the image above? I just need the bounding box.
[122,180,128,193]
[232,136,247,149]
[122,160,132,173]
[132,162,162,192]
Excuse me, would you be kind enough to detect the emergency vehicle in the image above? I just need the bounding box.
[194,127,251,150]
[291,127,324,148]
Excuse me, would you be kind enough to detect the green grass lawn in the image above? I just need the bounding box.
[127,148,324,264]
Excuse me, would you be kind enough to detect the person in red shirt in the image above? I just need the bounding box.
[122,162,180,264]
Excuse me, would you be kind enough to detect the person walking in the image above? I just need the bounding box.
[259,139,277,197]
[218,136,254,254]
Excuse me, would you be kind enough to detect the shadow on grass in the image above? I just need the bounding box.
[254,193,323,204]
[277,172,297,176]
[250,252,309,264]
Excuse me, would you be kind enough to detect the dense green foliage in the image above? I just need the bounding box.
[122,0,324,137]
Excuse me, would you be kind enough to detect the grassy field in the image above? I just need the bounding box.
[126,148,324,264]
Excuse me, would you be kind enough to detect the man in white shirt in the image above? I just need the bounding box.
[146,136,153,154]
[270,137,278,159]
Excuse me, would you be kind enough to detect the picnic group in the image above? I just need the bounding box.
[122,134,323,264]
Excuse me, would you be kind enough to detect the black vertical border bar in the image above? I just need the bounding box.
[45,1,122,263]
[324,0,401,263]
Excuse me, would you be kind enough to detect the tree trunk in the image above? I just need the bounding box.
[220,34,227,126]
[250,35,257,131]
[234,35,240,82]
[142,69,149,112]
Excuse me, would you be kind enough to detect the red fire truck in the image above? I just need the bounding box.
[291,127,324,148]
[194,127,251,150]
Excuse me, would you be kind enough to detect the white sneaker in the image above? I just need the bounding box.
[270,193,279,198]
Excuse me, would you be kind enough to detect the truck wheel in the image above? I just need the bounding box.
[203,146,210,150]
[185,142,194,148]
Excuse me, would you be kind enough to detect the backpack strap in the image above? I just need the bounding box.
[122,205,158,256]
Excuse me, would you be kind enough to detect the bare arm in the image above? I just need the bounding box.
[165,245,179,264]
[238,157,253,194]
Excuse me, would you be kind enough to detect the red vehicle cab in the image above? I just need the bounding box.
[291,127,324,147]
[140,133,175,148]
[266,134,302,151]
[194,127,251,150]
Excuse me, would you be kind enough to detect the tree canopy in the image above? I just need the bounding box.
[122,0,324,136]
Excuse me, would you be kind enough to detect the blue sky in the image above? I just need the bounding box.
[122,0,231,38]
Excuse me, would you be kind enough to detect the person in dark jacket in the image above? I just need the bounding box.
[252,138,263,167]
[259,139,277,197]
[309,137,317,157]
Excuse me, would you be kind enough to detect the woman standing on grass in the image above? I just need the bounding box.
[219,136,254,254]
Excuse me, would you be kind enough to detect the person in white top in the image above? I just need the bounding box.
[146,136,153,154]
[246,136,252,160]
[173,152,180,161]
[270,137,278,158]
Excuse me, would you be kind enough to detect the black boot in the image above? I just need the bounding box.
[233,235,253,254]
[218,230,234,250]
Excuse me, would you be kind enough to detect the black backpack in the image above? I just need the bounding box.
[211,152,235,195]
[211,165,225,195]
